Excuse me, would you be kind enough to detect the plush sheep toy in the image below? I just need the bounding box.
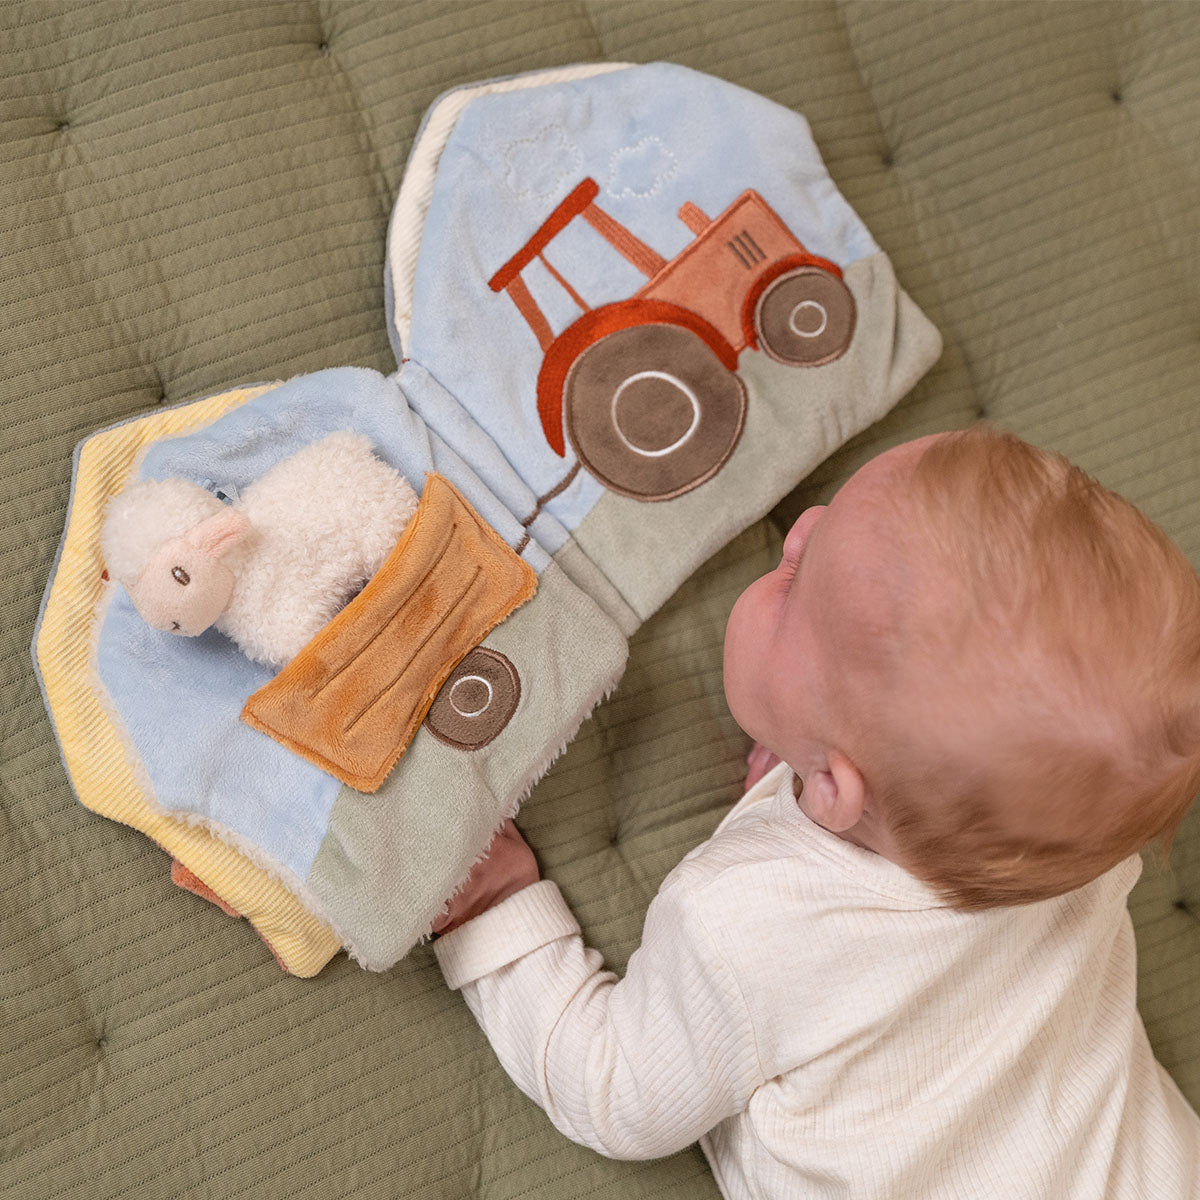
[101,432,420,668]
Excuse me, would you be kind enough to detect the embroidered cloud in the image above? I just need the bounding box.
[503,125,582,200]
[606,136,678,200]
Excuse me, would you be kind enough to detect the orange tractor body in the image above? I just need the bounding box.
[489,177,855,499]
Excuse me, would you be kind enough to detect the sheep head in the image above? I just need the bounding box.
[131,508,251,636]
[102,478,251,639]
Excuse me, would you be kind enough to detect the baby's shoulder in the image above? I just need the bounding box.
[666,811,835,910]
[674,807,786,865]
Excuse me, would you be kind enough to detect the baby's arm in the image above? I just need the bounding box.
[434,865,766,1160]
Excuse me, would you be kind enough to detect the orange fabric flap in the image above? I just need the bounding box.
[241,473,537,792]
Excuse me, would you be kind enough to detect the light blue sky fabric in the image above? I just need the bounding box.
[398,62,879,529]
[398,359,571,555]
[95,367,548,880]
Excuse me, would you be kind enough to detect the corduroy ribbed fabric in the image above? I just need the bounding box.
[436,762,1200,1198]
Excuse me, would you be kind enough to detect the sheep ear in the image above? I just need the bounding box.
[188,508,250,559]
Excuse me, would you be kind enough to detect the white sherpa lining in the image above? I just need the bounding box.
[414,666,626,963]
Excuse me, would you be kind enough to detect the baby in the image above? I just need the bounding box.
[430,427,1200,1198]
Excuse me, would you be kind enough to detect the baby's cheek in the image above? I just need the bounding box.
[723,580,772,730]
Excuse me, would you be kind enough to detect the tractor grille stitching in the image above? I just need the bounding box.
[728,231,765,268]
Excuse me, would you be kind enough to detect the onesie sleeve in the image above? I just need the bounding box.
[433,871,766,1160]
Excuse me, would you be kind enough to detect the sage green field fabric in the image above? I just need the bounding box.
[2,3,1198,1199]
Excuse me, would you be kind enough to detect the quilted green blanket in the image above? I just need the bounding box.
[3,3,1198,1198]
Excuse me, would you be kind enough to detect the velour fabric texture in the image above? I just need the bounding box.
[5,4,1199,1199]
[37,367,629,973]
[29,380,345,978]
[35,61,939,976]
[242,472,538,791]
[385,61,943,623]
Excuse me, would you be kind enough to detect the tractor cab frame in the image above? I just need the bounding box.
[489,177,856,501]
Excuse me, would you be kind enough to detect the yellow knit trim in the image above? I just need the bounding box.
[35,384,342,978]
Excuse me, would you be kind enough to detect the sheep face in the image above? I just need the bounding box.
[129,509,250,638]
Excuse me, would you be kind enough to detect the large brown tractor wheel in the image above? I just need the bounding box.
[562,323,747,502]
[754,267,856,366]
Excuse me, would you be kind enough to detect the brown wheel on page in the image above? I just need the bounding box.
[562,322,747,502]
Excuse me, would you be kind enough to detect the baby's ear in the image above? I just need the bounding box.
[187,508,250,560]
[808,750,867,833]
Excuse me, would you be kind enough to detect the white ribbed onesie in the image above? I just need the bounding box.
[434,762,1200,1198]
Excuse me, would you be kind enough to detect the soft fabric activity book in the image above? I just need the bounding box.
[33,61,942,976]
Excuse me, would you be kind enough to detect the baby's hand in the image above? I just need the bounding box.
[745,742,781,791]
[431,819,540,936]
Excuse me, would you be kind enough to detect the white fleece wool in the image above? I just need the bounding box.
[103,432,420,668]
[220,432,420,666]
[101,477,226,589]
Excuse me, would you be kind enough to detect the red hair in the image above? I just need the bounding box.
[863,426,1200,908]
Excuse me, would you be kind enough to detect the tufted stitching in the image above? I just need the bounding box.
[4,4,1198,1197]
[314,6,395,229]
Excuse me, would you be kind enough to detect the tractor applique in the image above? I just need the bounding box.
[489,177,856,502]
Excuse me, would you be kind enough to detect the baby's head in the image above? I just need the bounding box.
[724,426,1200,908]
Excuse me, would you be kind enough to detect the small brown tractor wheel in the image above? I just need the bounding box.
[754,267,856,366]
[424,648,521,751]
[563,323,746,501]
